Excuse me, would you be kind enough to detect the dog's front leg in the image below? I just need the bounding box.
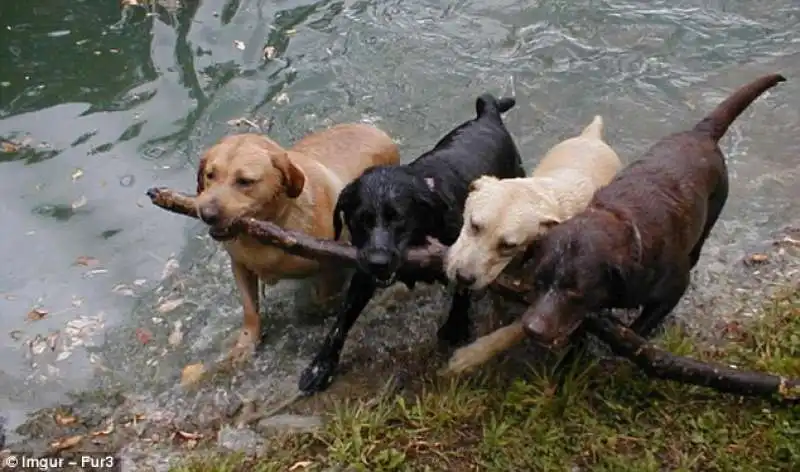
[437,288,473,346]
[298,271,376,394]
[226,261,261,365]
[629,267,691,338]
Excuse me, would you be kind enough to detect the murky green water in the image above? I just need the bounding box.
[1,0,798,449]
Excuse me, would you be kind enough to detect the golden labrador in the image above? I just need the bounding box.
[195,123,400,363]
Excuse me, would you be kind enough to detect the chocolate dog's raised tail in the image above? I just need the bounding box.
[694,73,786,142]
[476,93,516,117]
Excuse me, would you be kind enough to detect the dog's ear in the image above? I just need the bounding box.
[468,175,497,193]
[272,152,305,199]
[333,182,357,240]
[540,215,563,231]
[196,154,209,195]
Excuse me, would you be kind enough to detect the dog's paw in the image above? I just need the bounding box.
[440,342,491,376]
[224,332,257,366]
[298,356,339,394]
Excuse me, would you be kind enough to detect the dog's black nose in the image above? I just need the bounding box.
[198,206,220,225]
[455,271,476,287]
[366,252,392,274]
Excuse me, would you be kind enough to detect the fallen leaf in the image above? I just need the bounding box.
[161,259,179,280]
[135,327,152,344]
[75,255,99,267]
[168,321,184,346]
[50,434,83,451]
[748,253,769,264]
[90,422,115,437]
[234,40,245,50]
[71,196,87,210]
[54,412,78,426]
[177,430,203,440]
[56,350,72,362]
[112,284,135,297]
[46,331,60,350]
[27,308,48,321]
[1,140,19,153]
[71,168,84,181]
[29,335,48,355]
[289,461,314,471]
[180,363,206,387]
[157,298,185,313]
[263,46,277,60]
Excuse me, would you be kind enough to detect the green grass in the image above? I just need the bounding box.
[174,288,800,472]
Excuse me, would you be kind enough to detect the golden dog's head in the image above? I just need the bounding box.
[194,134,305,240]
[445,175,562,290]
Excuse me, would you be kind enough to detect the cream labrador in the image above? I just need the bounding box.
[442,115,621,374]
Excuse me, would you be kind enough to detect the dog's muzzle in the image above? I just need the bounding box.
[359,249,399,288]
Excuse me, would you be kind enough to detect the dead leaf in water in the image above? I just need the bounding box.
[180,363,206,387]
[71,196,88,210]
[161,259,179,280]
[27,308,48,321]
[747,253,769,264]
[46,331,60,351]
[56,350,73,362]
[135,327,152,344]
[157,298,185,313]
[168,321,183,346]
[54,412,78,426]
[71,168,84,181]
[1,140,19,153]
[50,434,83,451]
[75,255,99,267]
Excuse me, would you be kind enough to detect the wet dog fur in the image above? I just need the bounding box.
[298,93,525,393]
[194,124,399,364]
[517,74,786,356]
[442,114,622,374]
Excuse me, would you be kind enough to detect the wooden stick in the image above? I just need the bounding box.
[147,186,800,403]
[584,312,800,401]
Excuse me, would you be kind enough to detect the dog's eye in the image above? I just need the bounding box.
[205,171,215,180]
[498,240,517,252]
[470,222,482,234]
[236,177,256,187]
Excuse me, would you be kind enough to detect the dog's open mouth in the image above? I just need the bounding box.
[208,226,236,241]
[373,272,397,288]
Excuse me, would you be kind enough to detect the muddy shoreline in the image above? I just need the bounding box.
[2,225,798,471]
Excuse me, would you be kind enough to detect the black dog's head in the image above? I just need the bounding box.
[333,166,441,287]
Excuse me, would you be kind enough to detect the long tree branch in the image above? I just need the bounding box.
[147,186,800,403]
[584,312,800,401]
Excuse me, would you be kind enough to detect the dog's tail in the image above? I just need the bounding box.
[579,115,604,139]
[476,93,516,118]
[693,73,786,142]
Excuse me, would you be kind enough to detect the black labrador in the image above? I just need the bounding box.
[298,93,526,394]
